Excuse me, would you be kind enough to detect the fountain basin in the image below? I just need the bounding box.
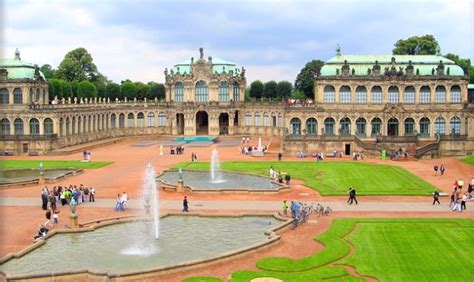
[158,170,288,192]
[0,214,287,279]
[0,169,82,187]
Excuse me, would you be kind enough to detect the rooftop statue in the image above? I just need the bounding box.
[199,47,204,59]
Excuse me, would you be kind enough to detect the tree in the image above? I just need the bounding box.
[445,53,474,83]
[40,64,55,79]
[392,35,440,55]
[48,79,61,100]
[263,80,278,99]
[56,48,98,81]
[77,80,98,98]
[291,89,306,100]
[106,83,121,100]
[134,82,150,100]
[294,60,325,98]
[121,82,137,100]
[249,80,264,99]
[60,80,72,98]
[147,82,166,100]
[91,73,108,98]
[71,80,79,97]
[276,81,293,99]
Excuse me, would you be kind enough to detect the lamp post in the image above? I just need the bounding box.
[177,168,184,192]
[38,162,45,184]
[38,162,44,176]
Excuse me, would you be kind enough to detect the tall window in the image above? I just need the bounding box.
[66,117,70,135]
[278,113,283,127]
[175,82,184,102]
[72,117,76,134]
[355,86,367,104]
[263,112,269,127]
[271,112,277,127]
[451,85,461,103]
[356,118,366,136]
[404,86,415,104]
[404,118,415,136]
[78,117,82,133]
[255,112,261,126]
[419,86,431,103]
[29,118,40,135]
[339,86,351,103]
[340,117,351,135]
[290,118,301,135]
[388,86,399,103]
[136,112,144,127]
[14,118,24,135]
[147,112,155,127]
[371,118,382,136]
[245,112,252,126]
[306,118,317,135]
[419,117,430,137]
[127,113,134,127]
[13,88,23,104]
[450,117,461,134]
[324,117,335,136]
[434,117,446,135]
[111,114,116,129]
[218,81,229,102]
[158,112,167,126]
[1,118,10,135]
[44,118,53,135]
[233,81,240,101]
[435,86,446,103]
[195,80,208,102]
[323,85,335,103]
[371,86,382,104]
[0,88,9,104]
[119,113,125,128]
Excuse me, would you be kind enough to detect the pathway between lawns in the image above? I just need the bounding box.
[1,197,472,213]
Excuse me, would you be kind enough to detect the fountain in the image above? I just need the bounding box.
[143,163,160,239]
[210,149,225,183]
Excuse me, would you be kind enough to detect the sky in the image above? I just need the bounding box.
[1,0,473,84]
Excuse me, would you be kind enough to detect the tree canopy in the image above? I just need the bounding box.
[294,60,325,98]
[263,81,278,99]
[105,83,121,100]
[121,82,137,100]
[249,80,264,99]
[56,48,99,81]
[276,81,293,99]
[392,35,440,55]
[77,80,98,98]
[40,64,54,79]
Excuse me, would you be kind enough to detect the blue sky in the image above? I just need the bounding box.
[2,0,473,83]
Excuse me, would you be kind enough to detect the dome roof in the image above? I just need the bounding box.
[170,48,239,75]
[0,49,46,80]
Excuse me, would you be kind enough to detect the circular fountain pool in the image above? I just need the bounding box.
[0,169,79,186]
[0,215,283,278]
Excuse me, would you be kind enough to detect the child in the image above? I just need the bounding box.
[53,210,59,225]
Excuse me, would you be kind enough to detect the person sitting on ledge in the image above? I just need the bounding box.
[34,224,49,240]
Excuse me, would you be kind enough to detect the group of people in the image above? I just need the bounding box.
[433,164,446,176]
[347,187,358,205]
[171,146,184,155]
[191,152,198,162]
[269,166,291,185]
[448,179,471,212]
[82,150,92,161]
[390,147,408,160]
[239,136,266,155]
[114,192,129,211]
[41,184,95,210]
[352,151,364,161]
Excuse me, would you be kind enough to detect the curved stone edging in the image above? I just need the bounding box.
[0,212,292,281]
[0,168,84,188]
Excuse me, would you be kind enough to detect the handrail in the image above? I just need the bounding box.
[414,134,440,159]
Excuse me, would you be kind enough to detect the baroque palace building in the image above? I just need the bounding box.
[0,48,473,157]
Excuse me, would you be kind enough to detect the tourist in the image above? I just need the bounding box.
[114,193,123,211]
[285,173,291,185]
[282,200,288,216]
[467,180,473,201]
[458,179,464,190]
[34,224,49,240]
[432,190,440,205]
[452,197,462,212]
[349,187,358,205]
[433,164,439,176]
[41,189,49,210]
[83,150,87,161]
[48,192,57,211]
[440,164,446,176]
[121,192,129,210]
[278,152,282,161]
[53,210,59,225]
[90,187,95,202]
[449,188,457,207]
[44,209,52,227]
[182,196,189,212]
[277,171,283,183]
[347,187,353,204]
[461,193,467,211]
[269,166,275,180]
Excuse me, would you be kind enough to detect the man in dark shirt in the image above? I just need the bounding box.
[182,196,189,212]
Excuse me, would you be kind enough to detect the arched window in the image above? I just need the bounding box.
[388,86,399,103]
[323,85,335,103]
[339,86,351,103]
[119,113,125,128]
[263,112,269,127]
[255,112,261,126]
[450,117,461,135]
[271,112,277,127]
[127,113,134,127]
[340,117,351,135]
[65,117,70,135]
[420,86,431,103]
[195,80,208,102]
[278,113,283,127]
[29,118,39,135]
[72,116,76,134]
[434,117,446,135]
[1,118,10,135]
[0,88,9,104]
[419,117,430,137]
[450,85,461,103]
[306,118,317,135]
[14,118,23,135]
[29,88,33,103]
[158,112,167,127]
[356,118,366,136]
[218,81,229,102]
[59,118,64,135]
[82,117,87,133]
[290,118,301,135]
[387,118,399,136]
[111,114,117,129]
[404,118,415,136]
[233,81,240,101]
[404,86,415,104]
[371,86,382,104]
[13,88,23,104]
[324,117,335,136]
[44,118,53,135]
[175,82,184,102]
[78,116,82,133]
[355,86,367,104]
[371,117,382,136]
[435,86,446,103]
[137,112,145,127]
[147,112,155,127]
[245,112,252,126]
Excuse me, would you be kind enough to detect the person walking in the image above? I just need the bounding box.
[433,164,439,176]
[432,190,440,205]
[439,164,445,176]
[461,193,467,211]
[349,187,358,205]
[182,196,189,212]
[278,152,282,161]
[89,187,95,202]
[347,187,353,204]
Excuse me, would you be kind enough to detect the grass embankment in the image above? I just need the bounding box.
[461,155,474,165]
[0,160,112,170]
[175,161,435,196]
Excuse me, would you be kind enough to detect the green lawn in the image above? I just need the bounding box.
[461,155,474,165]
[206,218,473,282]
[174,161,435,196]
[0,160,112,170]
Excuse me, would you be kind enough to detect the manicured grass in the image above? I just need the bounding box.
[182,277,223,282]
[174,161,435,196]
[461,155,474,165]
[0,160,112,170]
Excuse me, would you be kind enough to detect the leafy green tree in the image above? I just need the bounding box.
[445,53,474,83]
[276,81,293,99]
[392,35,440,55]
[249,80,264,99]
[60,80,72,98]
[291,89,306,100]
[71,80,79,97]
[147,82,166,100]
[134,82,150,100]
[106,83,121,100]
[121,82,137,99]
[77,80,98,98]
[91,73,108,98]
[56,47,98,81]
[294,60,325,98]
[263,80,278,99]
[48,79,61,100]
[40,64,55,79]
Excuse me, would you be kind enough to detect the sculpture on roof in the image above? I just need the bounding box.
[14,48,20,60]
[436,60,445,76]
[336,44,341,56]
[199,48,204,59]
[191,57,194,64]
[372,60,381,76]
[164,68,168,76]
[241,67,246,77]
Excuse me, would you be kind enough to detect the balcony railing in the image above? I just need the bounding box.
[0,134,58,141]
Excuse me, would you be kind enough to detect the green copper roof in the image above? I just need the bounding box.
[0,49,45,80]
[320,55,465,77]
[172,55,238,75]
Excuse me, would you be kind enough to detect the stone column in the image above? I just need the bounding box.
[8,87,13,105]
[228,112,235,135]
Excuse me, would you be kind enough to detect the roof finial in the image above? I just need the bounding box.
[14,48,21,60]
[336,44,341,56]
[199,47,204,59]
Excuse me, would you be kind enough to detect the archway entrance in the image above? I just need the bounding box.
[234,110,239,127]
[176,113,184,135]
[196,111,209,135]
[219,113,229,135]
[387,118,399,136]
